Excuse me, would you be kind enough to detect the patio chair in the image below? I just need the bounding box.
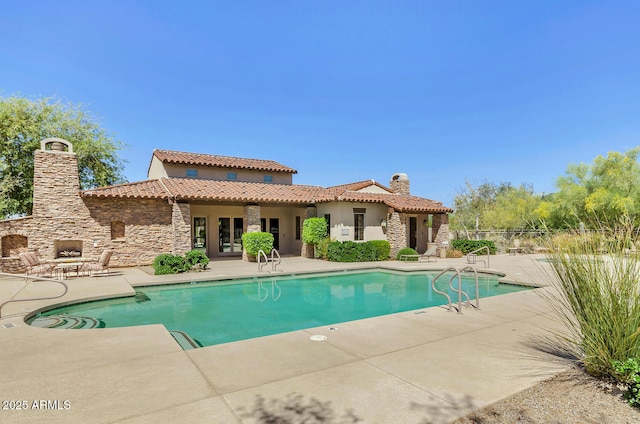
[19,251,55,278]
[508,239,521,255]
[419,245,438,262]
[81,250,114,276]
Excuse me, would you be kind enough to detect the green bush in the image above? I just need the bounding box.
[302,217,327,245]
[451,239,497,255]
[241,232,274,256]
[396,247,418,261]
[315,237,332,259]
[543,223,640,378]
[369,240,391,261]
[152,253,188,275]
[327,241,377,262]
[612,358,640,407]
[185,249,209,271]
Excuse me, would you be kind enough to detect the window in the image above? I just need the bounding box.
[295,216,301,240]
[186,169,198,178]
[227,172,237,181]
[263,175,273,183]
[353,209,365,241]
[110,221,125,240]
[324,214,331,236]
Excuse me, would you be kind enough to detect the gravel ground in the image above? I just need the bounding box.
[452,367,640,424]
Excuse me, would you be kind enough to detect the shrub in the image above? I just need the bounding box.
[451,239,497,255]
[241,232,274,256]
[446,248,464,258]
[315,237,332,259]
[369,240,391,261]
[396,247,418,261]
[327,241,377,262]
[185,249,209,271]
[302,217,327,245]
[153,253,188,275]
[543,223,640,378]
[612,358,640,407]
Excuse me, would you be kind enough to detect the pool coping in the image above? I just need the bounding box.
[0,254,570,424]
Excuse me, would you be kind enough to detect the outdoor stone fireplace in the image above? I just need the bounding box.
[54,240,83,258]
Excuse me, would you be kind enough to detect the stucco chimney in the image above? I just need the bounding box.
[389,173,410,195]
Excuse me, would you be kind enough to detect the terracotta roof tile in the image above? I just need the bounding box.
[325,180,393,194]
[330,191,453,213]
[153,150,297,174]
[161,178,326,204]
[80,177,452,213]
[81,180,170,199]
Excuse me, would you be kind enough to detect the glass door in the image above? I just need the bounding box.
[219,217,244,255]
[270,218,279,250]
[193,217,207,251]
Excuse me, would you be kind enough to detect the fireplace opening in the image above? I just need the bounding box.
[54,240,83,258]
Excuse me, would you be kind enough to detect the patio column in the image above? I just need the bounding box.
[432,213,450,257]
[172,202,191,256]
[243,204,261,260]
[386,209,406,259]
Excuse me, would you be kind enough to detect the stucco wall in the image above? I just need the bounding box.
[316,202,387,242]
[153,162,293,184]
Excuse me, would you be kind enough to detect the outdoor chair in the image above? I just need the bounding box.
[81,249,114,276]
[419,245,438,262]
[19,251,55,278]
[508,239,522,255]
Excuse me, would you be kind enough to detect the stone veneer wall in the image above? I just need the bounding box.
[432,213,450,255]
[242,204,261,260]
[386,210,407,258]
[0,145,179,269]
[172,202,191,256]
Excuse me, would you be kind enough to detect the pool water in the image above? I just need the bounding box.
[30,270,530,347]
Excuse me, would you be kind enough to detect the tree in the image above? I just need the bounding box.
[547,148,640,228]
[450,180,513,236]
[0,95,127,218]
[483,184,542,229]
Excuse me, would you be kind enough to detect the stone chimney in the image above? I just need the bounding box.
[389,173,410,195]
[32,138,81,219]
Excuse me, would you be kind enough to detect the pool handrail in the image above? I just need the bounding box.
[467,246,490,268]
[431,267,480,314]
[257,249,282,272]
[0,272,68,319]
[257,250,269,272]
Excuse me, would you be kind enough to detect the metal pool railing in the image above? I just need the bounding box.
[431,267,480,314]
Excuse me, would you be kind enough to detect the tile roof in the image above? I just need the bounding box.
[152,150,297,174]
[325,180,393,194]
[81,177,453,213]
[161,178,327,204]
[81,180,171,199]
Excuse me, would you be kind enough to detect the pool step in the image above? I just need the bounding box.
[169,330,203,350]
[31,314,106,329]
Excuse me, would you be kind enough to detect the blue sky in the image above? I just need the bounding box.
[2,1,639,206]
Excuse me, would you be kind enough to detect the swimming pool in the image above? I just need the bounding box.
[29,269,530,347]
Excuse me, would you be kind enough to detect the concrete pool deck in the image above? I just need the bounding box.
[0,254,570,423]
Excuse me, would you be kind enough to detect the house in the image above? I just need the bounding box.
[0,138,452,270]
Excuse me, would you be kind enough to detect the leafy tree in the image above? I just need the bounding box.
[547,148,640,228]
[483,184,542,229]
[0,95,127,218]
[450,181,515,236]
